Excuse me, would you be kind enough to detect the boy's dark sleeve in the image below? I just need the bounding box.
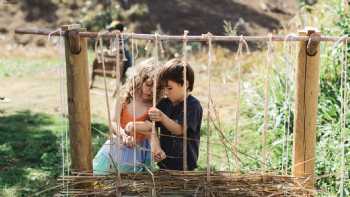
[177,101,203,137]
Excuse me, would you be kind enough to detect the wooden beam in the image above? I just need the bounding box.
[14,27,348,42]
[62,25,92,173]
[292,27,320,189]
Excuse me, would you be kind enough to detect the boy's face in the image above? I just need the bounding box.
[164,80,185,103]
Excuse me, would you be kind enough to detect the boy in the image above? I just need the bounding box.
[149,59,203,171]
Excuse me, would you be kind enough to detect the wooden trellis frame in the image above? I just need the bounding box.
[15,25,326,190]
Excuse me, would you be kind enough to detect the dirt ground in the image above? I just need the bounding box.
[0,44,115,122]
[0,45,239,120]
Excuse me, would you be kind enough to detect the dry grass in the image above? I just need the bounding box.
[58,171,314,196]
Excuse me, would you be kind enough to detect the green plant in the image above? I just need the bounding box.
[266,1,350,195]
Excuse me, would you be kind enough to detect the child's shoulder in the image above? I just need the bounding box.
[187,95,201,105]
[188,95,202,109]
[157,97,171,107]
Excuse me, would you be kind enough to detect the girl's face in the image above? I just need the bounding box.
[140,78,153,102]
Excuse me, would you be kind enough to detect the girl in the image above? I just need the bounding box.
[93,60,165,175]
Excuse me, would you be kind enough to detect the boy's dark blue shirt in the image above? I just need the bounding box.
[156,95,203,170]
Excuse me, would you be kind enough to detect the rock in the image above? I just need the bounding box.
[0,27,8,34]
[305,0,318,5]
[13,34,32,45]
[36,38,46,47]
[0,97,11,103]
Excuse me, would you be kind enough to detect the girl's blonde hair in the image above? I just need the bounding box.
[122,58,158,104]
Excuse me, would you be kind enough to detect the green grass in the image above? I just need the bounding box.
[0,111,62,196]
[0,110,110,196]
[0,49,97,78]
[0,58,60,78]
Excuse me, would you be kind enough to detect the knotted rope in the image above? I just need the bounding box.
[233,35,250,172]
[281,33,297,175]
[182,30,189,171]
[203,32,213,183]
[49,27,70,196]
[262,33,273,172]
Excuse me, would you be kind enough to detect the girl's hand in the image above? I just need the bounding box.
[148,107,163,122]
[124,122,134,135]
[111,124,120,135]
[121,133,135,148]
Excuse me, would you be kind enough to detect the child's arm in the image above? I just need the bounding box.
[111,100,136,147]
[148,107,183,135]
[111,100,125,136]
[124,121,153,136]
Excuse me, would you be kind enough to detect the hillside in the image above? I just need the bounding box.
[0,0,298,47]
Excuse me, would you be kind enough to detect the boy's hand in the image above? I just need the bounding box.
[148,107,163,122]
[144,120,153,130]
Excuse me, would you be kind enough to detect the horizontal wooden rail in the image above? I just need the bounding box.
[15,28,348,42]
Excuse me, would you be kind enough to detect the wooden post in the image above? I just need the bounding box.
[292,27,320,189]
[62,25,92,173]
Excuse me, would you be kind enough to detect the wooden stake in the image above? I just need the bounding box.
[292,27,320,189]
[62,25,92,173]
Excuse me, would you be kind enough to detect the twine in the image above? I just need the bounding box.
[49,28,70,196]
[203,32,213,182]
[182,30,189,171]
[232,35,250,172]
[281,33,297,175]
[262,33,273,172]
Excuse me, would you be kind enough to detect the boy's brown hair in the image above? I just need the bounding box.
[158,58,195,91]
